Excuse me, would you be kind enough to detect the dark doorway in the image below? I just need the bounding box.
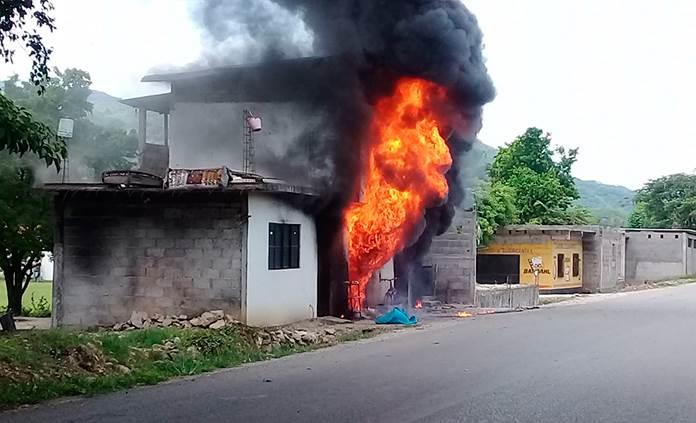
[557,253,565,278]
[476,254,520,284]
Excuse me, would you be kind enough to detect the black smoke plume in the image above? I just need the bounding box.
[193,0,495,309]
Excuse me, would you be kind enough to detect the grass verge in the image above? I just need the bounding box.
[0,324,383,409]
[0,281,52,315]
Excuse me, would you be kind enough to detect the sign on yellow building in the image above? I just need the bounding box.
[479,239,583,290]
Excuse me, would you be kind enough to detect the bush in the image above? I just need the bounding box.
[22,294,51,317]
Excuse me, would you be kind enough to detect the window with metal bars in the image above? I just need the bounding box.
[268,223,300,270]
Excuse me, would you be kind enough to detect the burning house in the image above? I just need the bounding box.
[47,0,496,326]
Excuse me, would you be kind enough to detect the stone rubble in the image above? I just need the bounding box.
[113,310,240,331]
[107,310,386,355]
[110,311,361,348]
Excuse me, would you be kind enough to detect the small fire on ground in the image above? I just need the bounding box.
[414,299,423,309]
[344,78,452,312]
[456,311,472,318]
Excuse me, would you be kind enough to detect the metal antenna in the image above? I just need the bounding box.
[242,109,255,173]
[60,136,69,183]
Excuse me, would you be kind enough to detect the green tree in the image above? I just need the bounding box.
[1,70,137,314]
[0,93,64,168]
[0,154,53,315]
[0,0,65,167]
[0,0,55,89]
[475,182,518,245]
[3,69,137,177]
[489,128,583,223]
[627,202,649,228]
[629,173,696,229]
[475,128,592,244]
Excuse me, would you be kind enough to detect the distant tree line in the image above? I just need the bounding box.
[628,174,696,230]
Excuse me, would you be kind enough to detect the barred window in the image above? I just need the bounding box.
[268,223,300,270]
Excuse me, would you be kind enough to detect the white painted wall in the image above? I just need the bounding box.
[245,193,317,326]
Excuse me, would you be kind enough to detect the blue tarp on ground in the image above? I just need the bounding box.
[375,307,418,325]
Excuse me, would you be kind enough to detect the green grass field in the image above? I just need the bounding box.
[0,280,52,312]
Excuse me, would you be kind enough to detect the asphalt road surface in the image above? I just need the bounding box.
[5,284,696,423]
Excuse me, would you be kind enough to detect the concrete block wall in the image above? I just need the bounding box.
[475,284,539,309]
[491,230,583,244]
[687,234,696,275]
[581,234,601,292]
[53,192,246,327]
[429,210,477,304]
[582,228,625,293]
[599,229,625,291]
[625,230,687,283]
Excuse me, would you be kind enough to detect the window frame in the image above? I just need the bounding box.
[268,222,301,270]
[572,253,580,277]
[557,253,565,279]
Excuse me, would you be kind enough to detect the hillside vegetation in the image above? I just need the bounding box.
[467,140,634,226]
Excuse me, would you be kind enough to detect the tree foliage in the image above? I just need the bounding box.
[475,127,592,245]
[1,69,138,314]
[0,0,65,167]
[0,153,53,315]
[0,0,55,89]
[0,92,65,168]
[3,69,138,177]
[475,182,518,245]
[629,173,696,229]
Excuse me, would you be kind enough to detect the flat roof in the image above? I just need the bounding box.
[142,56,331,83]
[120,93,172,114]
[624,228,696,236]
[43,182,318,197]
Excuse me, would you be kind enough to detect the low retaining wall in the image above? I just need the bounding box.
[475,284,539,309]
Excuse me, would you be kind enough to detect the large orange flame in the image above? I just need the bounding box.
[344,78,452,312]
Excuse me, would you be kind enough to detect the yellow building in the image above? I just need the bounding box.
[477,225,593,292]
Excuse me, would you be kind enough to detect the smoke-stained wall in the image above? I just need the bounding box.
[169,101,325,181]
[169,0,496,309]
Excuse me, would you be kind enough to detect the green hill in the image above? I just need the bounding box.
[573,179,635,226]
[467,140,635,226]
[88,90,163,141]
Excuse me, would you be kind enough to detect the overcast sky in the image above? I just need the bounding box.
[2,0,695,189]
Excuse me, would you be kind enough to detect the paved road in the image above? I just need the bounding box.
[5,284,696,423]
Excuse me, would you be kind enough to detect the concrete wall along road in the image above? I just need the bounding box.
[475,284,539,309]
[245,193,317,327]
[53,192,246,327]
[625,230,689,283]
